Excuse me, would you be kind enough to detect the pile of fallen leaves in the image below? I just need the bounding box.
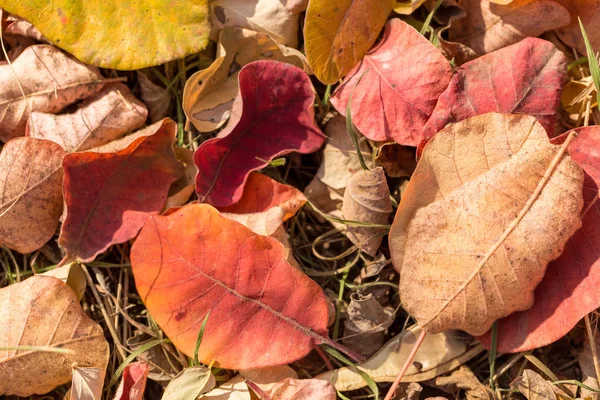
[2,0,600,399]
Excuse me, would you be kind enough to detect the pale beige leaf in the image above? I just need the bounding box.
[210,0,301,47]
[241,366,298,393]
[0,276,109,396]
[342,167,392,256]
[28,83,148,152]
[69,365,106,400]
[511,370,557,400]
[0,45,106,142]
[183,27,308,132]
[317,115,373,190]
[162,366,216,400]
[0,137,65,253]
[389,113,584,335]
[137,72,171,122]
[200,375,250,400]
[264,378,336,400]
[447,0,570,56]
[42,263,87,301]
[316,325,481,391]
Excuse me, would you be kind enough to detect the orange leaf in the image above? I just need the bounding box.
[131,204,335,369]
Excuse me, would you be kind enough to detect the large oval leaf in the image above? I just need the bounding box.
[1,1,210,69]
[131,203,330,369]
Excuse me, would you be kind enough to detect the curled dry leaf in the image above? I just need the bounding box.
[262,378,337,400]
[165,147,197,210]
[218,172,306,236]
[194,60,325,207]
[0,276,109,397]
[0,137,65,253]
[511,370,557,400]
[479,126,600,353]
[342,166,392,257]
[210,0,302,47]
[59,118,183,262]
[27,83,148,152]
[317,115,373,190]
[200,375,250,400]
[131,204,331,369]
[374,143,417,178]
[162,366,216,400]
[331,19,452,146]
[183,27,308,133]
[137,72,171,123]
[446,0,569,56]
[316,325,482,391]
[390,113,584,336]
[420,38,567,156]
[4,14,48,42]
[304,0,395,84]
[435,366,494,400]
[555,0,600,57]
[1,0,210,69]
[0,44,106,142]
[346,291,394,333]
[68,365,106,400]
[113,362,149,400]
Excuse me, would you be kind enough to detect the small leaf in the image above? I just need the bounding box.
[112,362,149,400]
[1,1,210,69]
[260,378,337,400]
[0,276,109,396]
[393,0,427,14]
[200,375,250,400]
[342,167,392,257]
[194,60,325,207]
[131,204,331,369]
[69,365,106,400]
[304,0,395,84]
[162,366,215,400]
[511,370,557,400]
[137,72,171,123]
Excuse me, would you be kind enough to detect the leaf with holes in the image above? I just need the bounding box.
[59,118,183,263]
[331,19,452,146]
[131,203,336,369]
[194,60,325,208]
[390,113,584,335]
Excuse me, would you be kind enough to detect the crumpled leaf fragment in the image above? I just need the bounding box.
[194,60,325,207]
[0,276,109,396]
[391,113,584,336]
[184,27,308,133]
[331,19,452,145]
[375,143,417,178]
[0,45,106,142]
[511,370,557,400]
[342,166,392,257]
[0,137,65,253]
[304,0,395,84]
[435,366,494,400]
[27,83,148,152]
[137,72,171,123]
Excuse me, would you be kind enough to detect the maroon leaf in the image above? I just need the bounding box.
[194,60,325,207]
[419,38,566,156]
[478,126,600,352]
[59,119,183,262]
[331,19,452,146]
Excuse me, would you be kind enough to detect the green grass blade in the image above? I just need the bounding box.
[420,0,443,36]
[579,17,600,109]
[193,311,211,366]
[322,345,379,400]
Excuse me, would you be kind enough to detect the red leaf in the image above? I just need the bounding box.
[130,204,331,369]
[113,362,149,400]
[478,126,600,352]
[331,19,452,146]
[59,119,183,262]
[419,38,566,156]
[218,172,306,235]
[194,60,325,207]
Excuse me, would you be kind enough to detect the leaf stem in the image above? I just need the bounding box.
[383,329,427,400]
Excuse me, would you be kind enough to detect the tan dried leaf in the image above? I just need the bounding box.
[42,263,87,301]
[389,113,584,335]
[183,26,308,132]
[316,325,482,391]
[165,147,197,210]
[200,375,250,400]
[0,137,65,253]
[435,366,494,400]
[342,166,392,256]
[137,71,171,122]
[0,276,109,396]
[28,83,148,153]
[263,378,336,400]
[0,45,106,142]
[394,0,428,14]
[67,365,106,400]
[240,366,298,393]
[511,370,557,400]
[317,115,373,190]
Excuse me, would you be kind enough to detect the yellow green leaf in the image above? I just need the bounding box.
[304,0,395,84]
[0,0,210,70]
[393,0,427,15]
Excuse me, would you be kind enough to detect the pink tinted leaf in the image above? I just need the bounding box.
[194,60,325,207]
[113,362,149,400]
[331,19,452,146]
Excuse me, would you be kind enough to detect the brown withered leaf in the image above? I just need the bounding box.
[27,83,148,152]
[446,0,570,56]
[555,0,600,57]
[436,366,494,400]
[374,143,416,178]
[0,45,106,142]
[0,137,65,253]
[0,276,109,396]
[347,291,394,333]
[389,113,584,335]
[511,370,557,400]
[342,166,392,257]
[137,71,171,123]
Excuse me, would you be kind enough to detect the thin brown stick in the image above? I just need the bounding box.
[585,314,600,384]
[383,329,427,400]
